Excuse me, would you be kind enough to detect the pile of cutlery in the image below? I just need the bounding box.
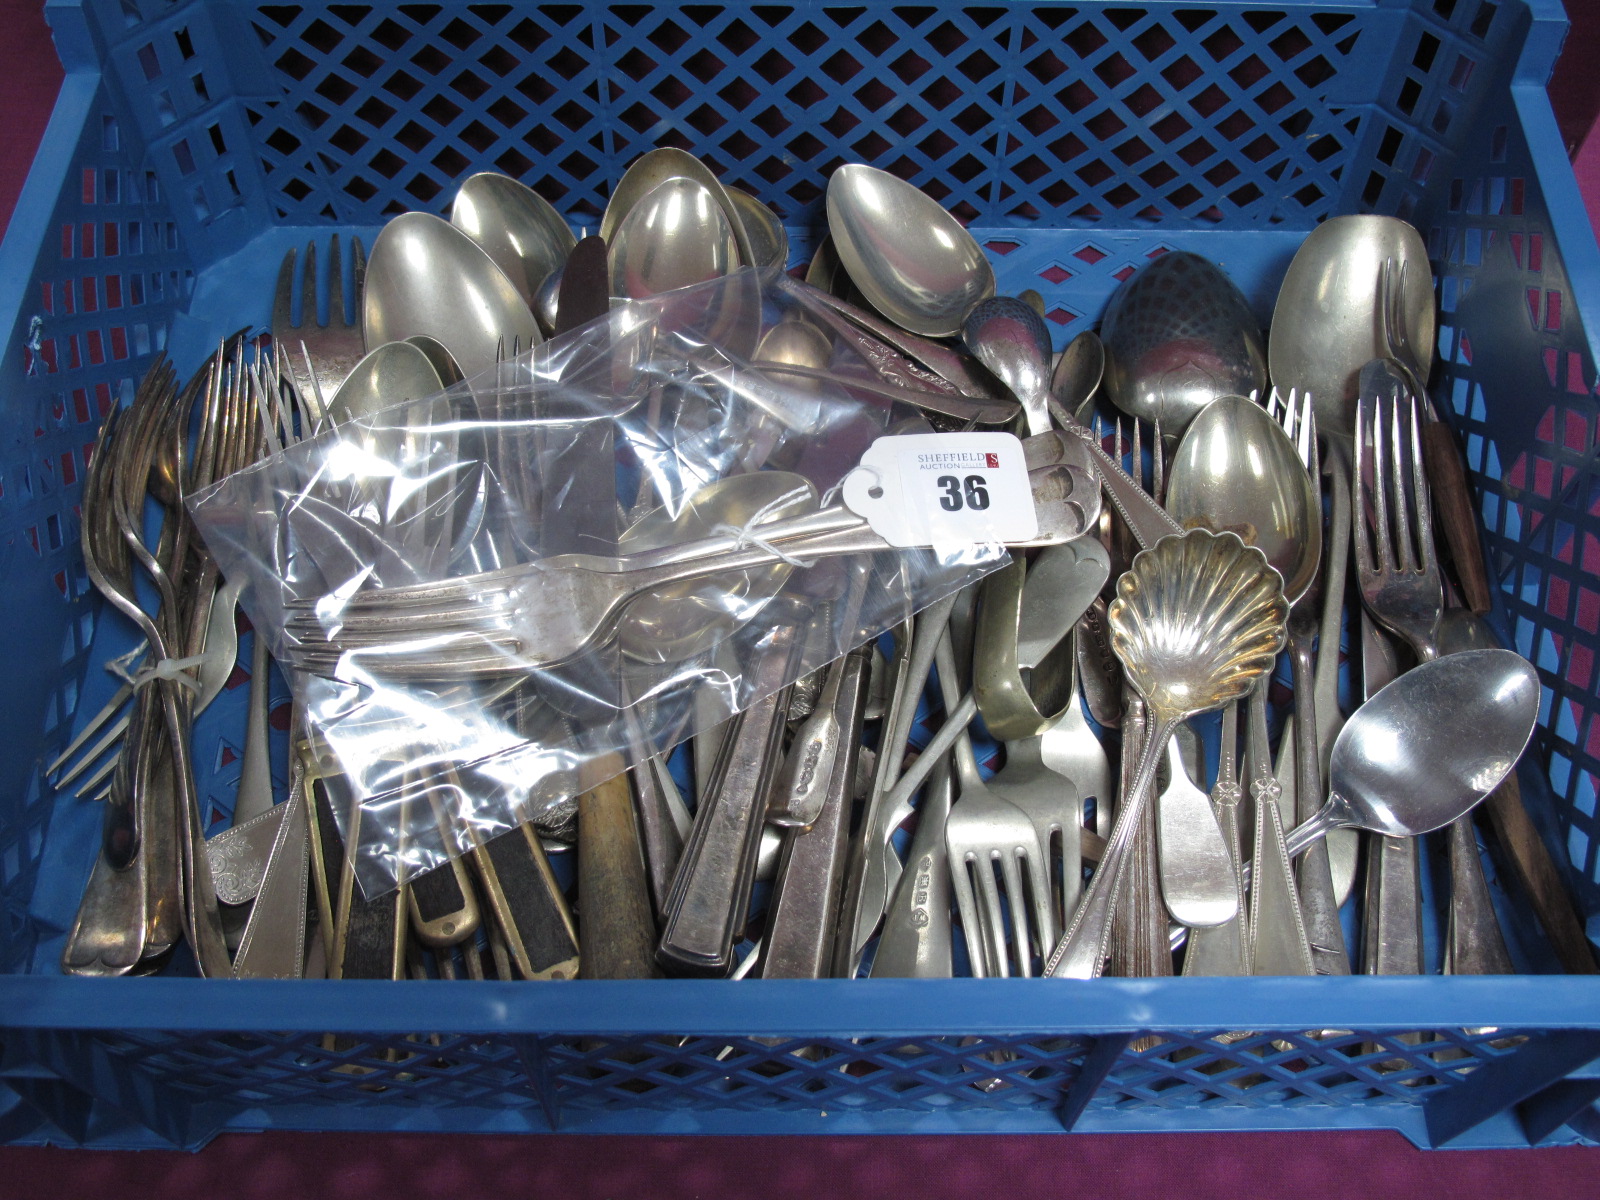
[57,150,1593,993]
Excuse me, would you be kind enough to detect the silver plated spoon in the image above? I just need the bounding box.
[825,163,994,338]
[364,212,540,381]
[451,172,576,317]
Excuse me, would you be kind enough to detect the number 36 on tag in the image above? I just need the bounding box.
[841,432,1038,549]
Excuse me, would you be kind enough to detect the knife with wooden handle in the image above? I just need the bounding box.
[1420,402,1493,615]
[578,754,660,979]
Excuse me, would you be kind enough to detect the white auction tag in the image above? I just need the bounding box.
[840,432,1037,549]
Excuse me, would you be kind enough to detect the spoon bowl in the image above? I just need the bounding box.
[729,187,789,273]
[1295,648,1540,849]
[328,339,445,423]
[608,177,740,302]
[962,296,1055,436]
[364,212,541,382]
[1165,394,1322,604]
[1269,215,1433,443]
[825,163,994,338]
[1045,530,1287,977]
[1100,250,1266,440]
[600,148,754,270]
[450,172,576,317]
[1052,329,1105,423]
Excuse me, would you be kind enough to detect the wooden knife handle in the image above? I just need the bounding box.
[577,762,660,979]
[1421,419,1493,615]
[1481,773,1598,974]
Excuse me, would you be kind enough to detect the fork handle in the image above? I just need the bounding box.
[1421,419,1492,615]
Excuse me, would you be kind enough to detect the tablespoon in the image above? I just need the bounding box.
[450,172,576,317]
[960,297,1182,553]
[364,211,541,380]
[608,176,739,301]
[962,297,1055,435]
[1436,609,1599,973]
[825,163,994,337]
[600,147,755,272]
[1269,214,1432,445]
[1052,329,1105,424]
[728,187,789,272]
[1100,250,1267,441]
[1165,395,1326,955]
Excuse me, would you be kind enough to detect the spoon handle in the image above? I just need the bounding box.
[1045,713,1175,978]
[1280,806,1343,863]
[872,754,956,978]
[1289,630,1351,975]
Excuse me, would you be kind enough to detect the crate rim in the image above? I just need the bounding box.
[2,975,1597,1035]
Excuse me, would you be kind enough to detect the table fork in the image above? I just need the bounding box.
[1353,391,1512,975]
[1102,416,1172,978]
[273,233,367,412]
[1266,387,1349,975]
[936,626,1052,977]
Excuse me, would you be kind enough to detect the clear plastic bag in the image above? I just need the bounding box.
[190,271,1022,897]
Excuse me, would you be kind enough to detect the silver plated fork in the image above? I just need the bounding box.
[936,622,1053,978]
[273,234,367,413]
[1265,387,1349,975]
[1353,391,1512,975]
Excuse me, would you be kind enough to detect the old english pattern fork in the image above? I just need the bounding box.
[1352,392,1512,975]
[938,629,1053,977]
[1266,387,1349,975]
[273,234,367,414]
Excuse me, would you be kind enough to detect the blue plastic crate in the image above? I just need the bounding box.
[2,0,1600,1152]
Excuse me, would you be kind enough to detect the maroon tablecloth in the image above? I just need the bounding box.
[3,0,1599,1191]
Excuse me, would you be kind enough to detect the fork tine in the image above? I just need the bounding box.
[948,856,991,977]
[1369,398,1392,572]
[254,350,283,457]
[1151,418,1164,501]
[996,851,1033,977]
[1295,390,1312,473]
[1131,417,1143,494]
[350,235,367,323]
[327,233,344,327]
[1353,397,1373,571]
[301,238,319,330]
[972,854,1011,978]
[273,247,297,340]
[299,340,329,427]
[1406,393,1436,574]
[1387,395,1414,573]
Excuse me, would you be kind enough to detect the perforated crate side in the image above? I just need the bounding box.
[1408,1,1600,923]
[0,69,192,973]
[67,0,1538,269]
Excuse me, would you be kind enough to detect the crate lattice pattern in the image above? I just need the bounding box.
[1420,4,1600,916]
[99,1,1437,235]
[62,1024,1526,1122]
